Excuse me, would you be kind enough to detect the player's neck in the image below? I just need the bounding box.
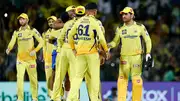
[86,12,95,16]
[21,24,28,30]
[125,20,134,26]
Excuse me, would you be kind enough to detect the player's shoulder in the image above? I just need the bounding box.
[135,22,145,28]
[90,16,98,22]
[75,16,91,25]
[14,28,19,32]
[85,16,99,25]
[31,27,41,36]
[64,20,72,25]
[31,27,39,33]
[118,23,125,30]
[78,16,89,21]
[135,22,142,26]
[96,19,103,26]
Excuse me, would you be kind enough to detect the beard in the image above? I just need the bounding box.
[123,17,131,23]
[20,22,27,26]
[48,23,53,28]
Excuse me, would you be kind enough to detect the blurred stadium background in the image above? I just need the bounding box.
[0,0,179,101]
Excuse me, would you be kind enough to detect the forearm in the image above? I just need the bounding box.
[34,40,44,52]
[146,40,152,54]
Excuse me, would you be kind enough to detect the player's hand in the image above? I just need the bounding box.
[107,43,112,48]
[72,49,77,56]
[146,54,151,62]
[30,50,36,56]
[105,52,111,60]
[100,55,105,65]
[6,49,10,55]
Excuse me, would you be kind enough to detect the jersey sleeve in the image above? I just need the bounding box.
[94,20,108,52]
[42,32,46,47]
[42,32,46,54]
[32,28,44,52]
[7,31,17,51]
[109,27,121,48]
[56,29,62,49]
[68,22,77,50]
[58,25,67,48]
[141,25,152,54]
[98,20,105,35]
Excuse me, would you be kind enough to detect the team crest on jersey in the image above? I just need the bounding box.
[46,35,50,39]
[122,29,127,35]
[133,64,140,68]
[134,30,137,33]
[18,33,22,37]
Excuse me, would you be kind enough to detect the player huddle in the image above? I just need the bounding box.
[6,2,152,101]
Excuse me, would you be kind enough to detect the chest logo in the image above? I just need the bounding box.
[46,35,50,39]
[122,29,127,35]
[18,33,22,37]
[134,30,137,33]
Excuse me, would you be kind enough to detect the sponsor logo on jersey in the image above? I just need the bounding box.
[122,29,127,34]
[134,30,137,33]
[124,35,138,38]
[19,38,32,41]
[133,64,140,68]
[18,33,22,37]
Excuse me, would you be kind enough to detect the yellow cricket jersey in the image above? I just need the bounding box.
[58,18,77,49]
[56,29,63,52]
[68,15,108,55]
[97,20,105,34]
[7,26,43,61]
[109,21,152,55]
[43,28,61,63]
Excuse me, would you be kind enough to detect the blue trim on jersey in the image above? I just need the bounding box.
[52,49,57,70]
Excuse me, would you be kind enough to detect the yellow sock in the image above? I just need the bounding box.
[117,76,128,101]
[132,76,143,101]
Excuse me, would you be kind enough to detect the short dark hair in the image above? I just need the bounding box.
[60,12,70,23]
[85,2,97,10]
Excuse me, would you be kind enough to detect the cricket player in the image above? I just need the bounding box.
[63,6,76,99]
[50,18,65,95]
[6,13,43,101]
[51,18,65,71]
[108,7,152,101]
[42,16,59,97]
[67,3,109,101]
[83,3,106,101]
[51,8,77,101]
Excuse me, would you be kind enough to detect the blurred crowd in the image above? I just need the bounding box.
[0,0,179,81]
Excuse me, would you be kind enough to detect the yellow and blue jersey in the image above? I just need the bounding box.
[68,15,108,55]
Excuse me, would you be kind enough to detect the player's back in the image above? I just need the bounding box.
[73,15,101,55]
